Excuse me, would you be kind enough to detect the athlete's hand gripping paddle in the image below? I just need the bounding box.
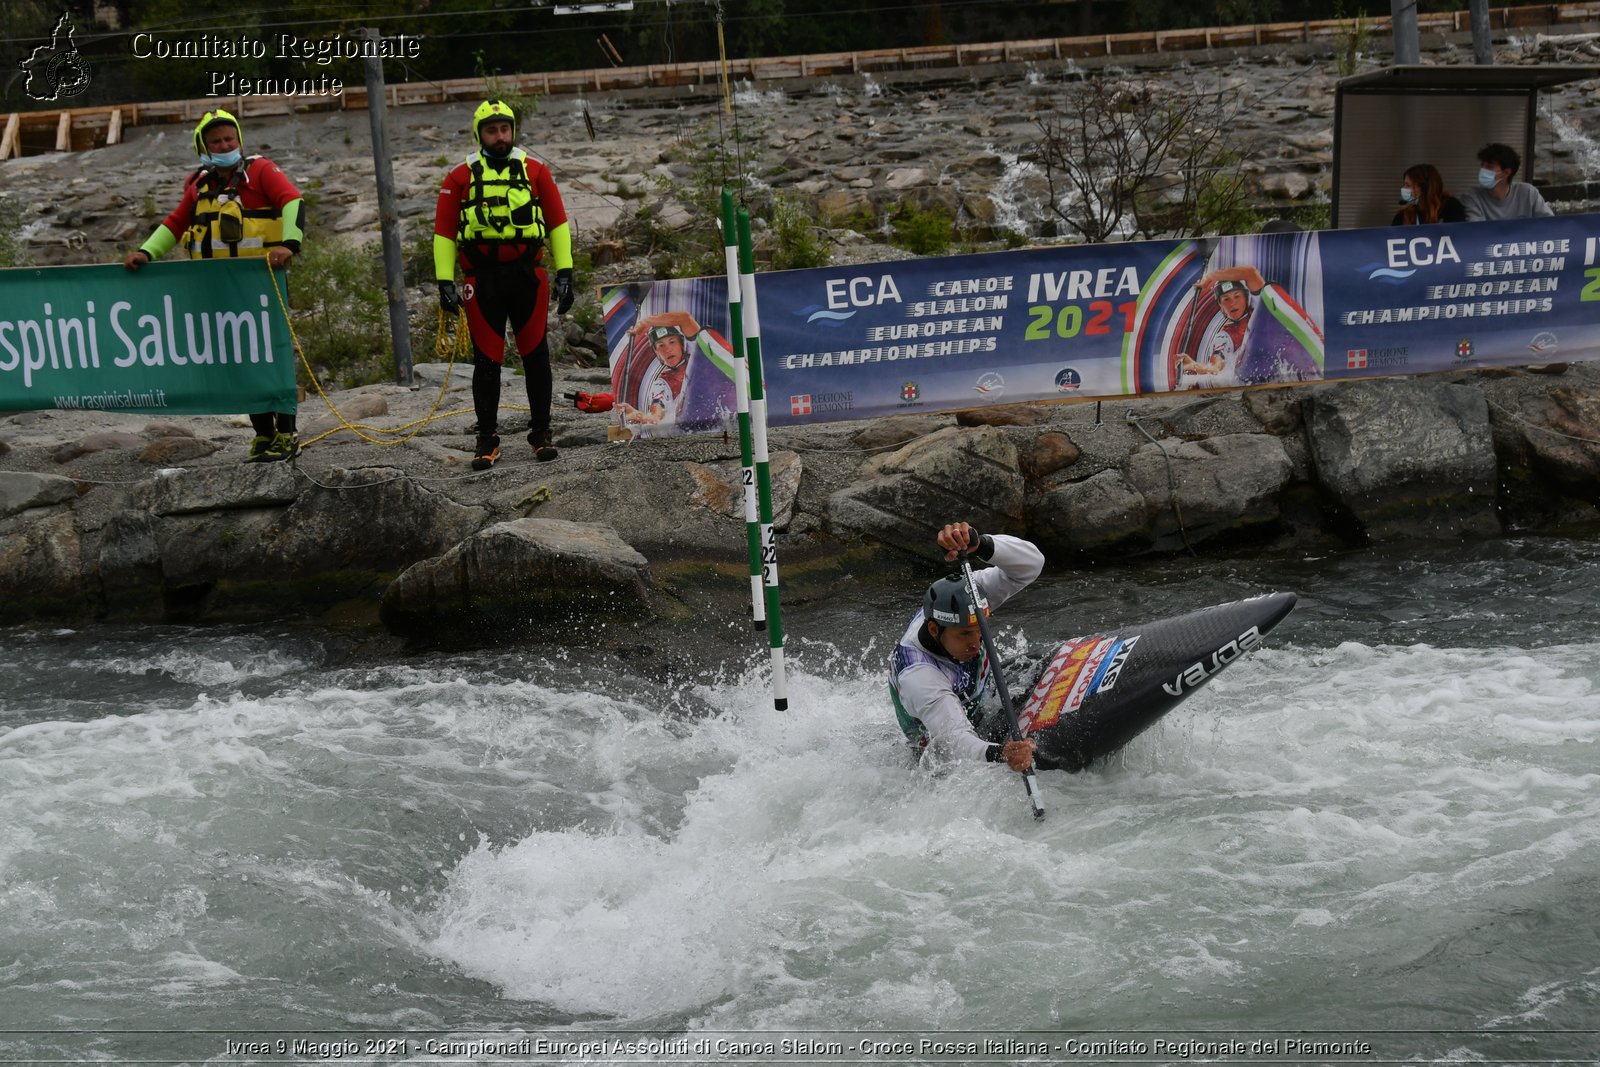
[957,550,1046,821]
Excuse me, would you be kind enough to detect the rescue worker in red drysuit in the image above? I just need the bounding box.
[433,99,575,469]
[124,108,305,462]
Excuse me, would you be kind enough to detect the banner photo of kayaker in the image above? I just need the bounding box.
[0,259,297,415]
[1144,230,1326,394]
[601,277,738,438]
[602,212,1597,431]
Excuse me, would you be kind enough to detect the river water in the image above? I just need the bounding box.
[3,538,1597,1065]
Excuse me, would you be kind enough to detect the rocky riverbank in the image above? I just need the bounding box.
[6,30,1600,646]
[4,352,1600,648]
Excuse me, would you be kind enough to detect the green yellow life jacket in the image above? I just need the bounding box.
[458,147,548,244]
[181,158,288,259]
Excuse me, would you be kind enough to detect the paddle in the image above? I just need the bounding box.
[957,549,1046,821]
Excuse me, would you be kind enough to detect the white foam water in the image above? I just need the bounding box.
[3,541,1598,1062]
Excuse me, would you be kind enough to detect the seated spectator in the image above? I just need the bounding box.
[1461,142,1553,221]
[1392,163,1466,225]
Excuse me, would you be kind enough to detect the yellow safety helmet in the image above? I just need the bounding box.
[192,109,241,156]
[473,99,516,146]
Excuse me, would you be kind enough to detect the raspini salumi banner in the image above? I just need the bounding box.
[0,259,297,415]
[602,213,1600,435]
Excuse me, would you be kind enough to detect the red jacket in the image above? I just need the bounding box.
[157,157,302,250]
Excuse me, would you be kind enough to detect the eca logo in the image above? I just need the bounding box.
[1385,234,1460,267]
[1367,234,1461,281]
[824,275,903,309]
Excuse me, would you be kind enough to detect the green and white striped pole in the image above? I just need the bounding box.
[736,206,788,711]
[721,187,765,632]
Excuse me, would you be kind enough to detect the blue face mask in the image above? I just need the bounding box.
[1399,187,1416,204]
[1478,167,1498,189]
[202,148,243,169]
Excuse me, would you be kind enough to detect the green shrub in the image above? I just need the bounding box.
[287,239,394,388]
[1191,168,1262,237]
[1285,200,1333,232]
[769,193,830,271]
[889,204,954,256]
[0,196,24,268]
[1333,5,1370,77]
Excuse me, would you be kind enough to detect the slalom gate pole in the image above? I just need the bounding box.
[736,206,788,711]
[958,552,1046,821]
[721,187,765,632]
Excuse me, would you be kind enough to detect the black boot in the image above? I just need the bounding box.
[530,427,558,462]
[471,433,501,471]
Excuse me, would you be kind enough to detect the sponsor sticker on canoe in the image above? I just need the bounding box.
[1064,638,1115,713]
[1090,634,1139,695]
[1020,636,1115,731]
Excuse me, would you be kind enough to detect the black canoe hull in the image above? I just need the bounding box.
[1017,592,1297,772]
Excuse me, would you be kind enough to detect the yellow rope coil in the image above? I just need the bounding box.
[266,265,515,449]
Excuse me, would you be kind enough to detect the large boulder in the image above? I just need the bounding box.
[1479,377,1600,529]
[145,464,299,515]
[52,432,144,464]
[1019,431,1081,480]
[527,448,779,560]
[827,425,1025,549]
[684,452,802,530]
[96,508,164,619]
[259,467,488,578]
[0,512,89,620]
[1029,433,1291,555]
[1030,468,1149,554]
[1124,433,1294,550]
[0,472,78,518]
[0,474,89,622]
[92,466,490,620]
[1490,383,1600,495]
[379,518,655,642]
[1306,381,1500,541]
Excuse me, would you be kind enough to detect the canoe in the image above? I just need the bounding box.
[1015,592,1297,771]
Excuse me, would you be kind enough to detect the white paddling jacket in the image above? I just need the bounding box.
[887,535,1045,760]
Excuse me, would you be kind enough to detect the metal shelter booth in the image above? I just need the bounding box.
[1331,64,1600,230]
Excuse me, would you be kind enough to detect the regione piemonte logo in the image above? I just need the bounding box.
[790,394,811,416]
[19,12,91,102]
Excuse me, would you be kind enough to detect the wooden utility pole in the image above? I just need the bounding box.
[362,27,414,387]
[1470,0,1494,63]
[1391,0,1420,63]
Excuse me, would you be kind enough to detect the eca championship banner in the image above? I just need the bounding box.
[0,259,297,415]
[602,213,1600,434]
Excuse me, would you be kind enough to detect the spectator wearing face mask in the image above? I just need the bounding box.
[1461,143,1553,222]
[1392,163,1466,225]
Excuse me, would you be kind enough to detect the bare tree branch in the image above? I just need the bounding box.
[1032,75,1265,242]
